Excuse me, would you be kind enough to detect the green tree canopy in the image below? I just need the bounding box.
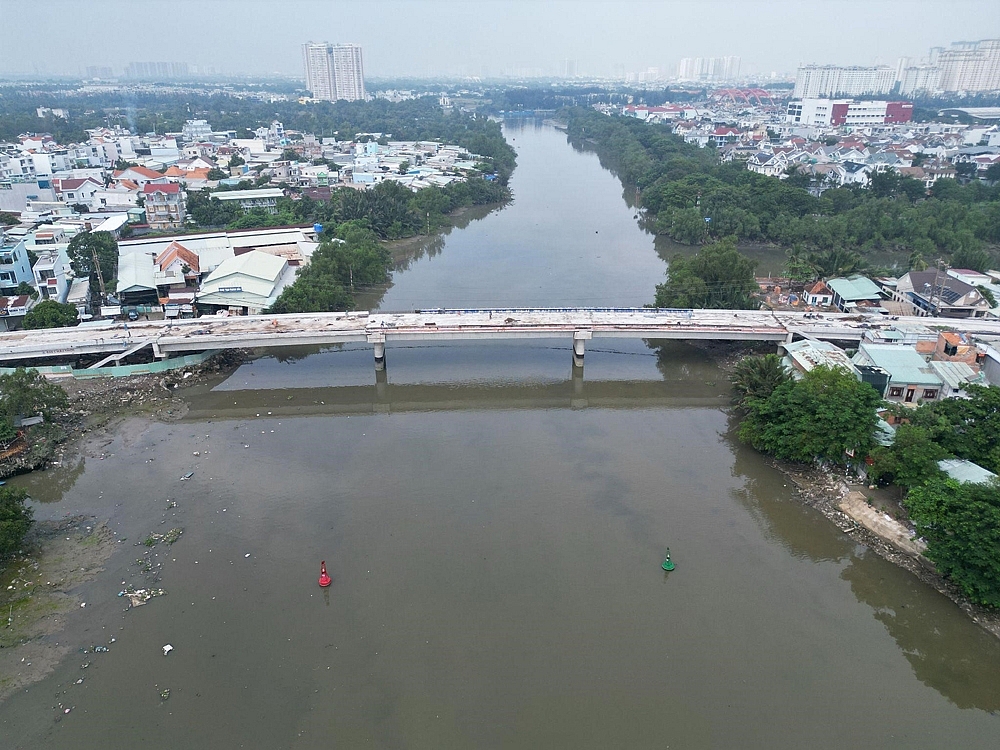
[267,221,390,313]
[906,478,1000,607]
[730,353,792,409]
[654,237,758,309]
[911,384,1000,474]
[228,152,245,167]
[67,231,117,286]
[0,367,69,421]
[738,365,882,466]
[22,300,79,330]
[869,423,948,491]
[0,485,33,558]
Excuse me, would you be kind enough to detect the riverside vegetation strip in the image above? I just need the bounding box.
[565,107,1000,273]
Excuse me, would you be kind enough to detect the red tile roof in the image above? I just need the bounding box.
[143,182,181,194]
[114,166,163,180]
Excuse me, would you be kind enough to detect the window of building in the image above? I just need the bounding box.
[923,389,938,400]
[944,342,958,356]
[888,387,904,397]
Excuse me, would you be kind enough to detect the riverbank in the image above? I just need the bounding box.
[0,350,249,481]
[0,349,248,700]
[698,339,1000,640]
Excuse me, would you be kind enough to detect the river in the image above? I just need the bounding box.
[2,121,999,749]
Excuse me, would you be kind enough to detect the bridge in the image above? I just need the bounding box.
[0,307,996,371]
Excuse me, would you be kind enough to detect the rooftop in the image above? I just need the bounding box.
[827,275,882,301]
[854,343,942,387]
[938,458,997,485]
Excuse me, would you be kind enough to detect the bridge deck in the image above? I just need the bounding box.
[0,308,991,365]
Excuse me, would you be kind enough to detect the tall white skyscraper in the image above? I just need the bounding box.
[302,42,366,102]
[793,65,896,98]
[676,56,741,83]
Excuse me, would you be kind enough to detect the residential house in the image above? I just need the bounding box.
[112,166,171,189]
[116,252,159,306]
[826,275,885,312]
[143,183,186,230]
[0,235,35,294]
[780,339,858,378]
[933,331,984,366]
[928,360,984,398]
[195,250,294,315]
[212,188,283,215]
[938,458,997,484]
[895,270,991,318]
[852,343,943,404]
[31,248,71,302]
[804,281,833,307]
[154,240,200,287]
[747,151,787,177]
[840,161,872,186]
[0,295,35,332]
[53,177,102,207]
[91,180,140,211]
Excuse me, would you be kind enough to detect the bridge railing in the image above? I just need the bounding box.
[412,307,696,317]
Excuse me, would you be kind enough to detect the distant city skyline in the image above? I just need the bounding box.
[1,0,998,80]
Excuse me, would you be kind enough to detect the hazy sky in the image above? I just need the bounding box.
[2,0,999,79]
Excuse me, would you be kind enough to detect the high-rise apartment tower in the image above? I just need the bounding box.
[302,42,366,102]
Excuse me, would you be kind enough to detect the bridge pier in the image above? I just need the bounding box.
[572,330,592,367]
[369,334,386,371]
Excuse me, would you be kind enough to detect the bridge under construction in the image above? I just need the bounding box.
[0,307,996,371]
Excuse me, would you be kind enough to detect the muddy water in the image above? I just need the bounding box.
[3,123,1000,749]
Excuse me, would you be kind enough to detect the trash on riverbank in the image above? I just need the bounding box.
[118,587,166,608]
[142,528,182,547]
[162,644,173,656]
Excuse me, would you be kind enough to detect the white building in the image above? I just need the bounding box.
[937,39,1000,92]
[302,41,365,102]
[677,56,741,83]
[793,65,896,98]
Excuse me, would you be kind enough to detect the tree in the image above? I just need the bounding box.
[398,160,410,175]
[0,485,33,558]
[280,148,302,163]
[906,478,1000,607]
[67,231,117,290]
[738,365,882,466]
[654,237,758,309]
[22,300,79,330]
[206,167,228,180]
[951,246,993,273]
[15,281,37,299]
[0,367,69,421]
[730,354,792,409]
[868,423,947,491]
[985,162,1000,184]
[228,152,245,168]
[911,384,1000,473]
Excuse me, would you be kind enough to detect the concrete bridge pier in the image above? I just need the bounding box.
[572,330,592,367]
[369,334,386,372]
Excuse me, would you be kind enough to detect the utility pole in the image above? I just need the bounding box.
[90,243,106,299]
[930,259,944,316]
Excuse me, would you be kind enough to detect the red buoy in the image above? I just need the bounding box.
[318,561,331,588]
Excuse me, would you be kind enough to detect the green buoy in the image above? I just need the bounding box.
[661,548,675,571]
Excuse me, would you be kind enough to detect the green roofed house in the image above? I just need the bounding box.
[852,343,943,404]
[826,275,886,313]
[938,458,997,485]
